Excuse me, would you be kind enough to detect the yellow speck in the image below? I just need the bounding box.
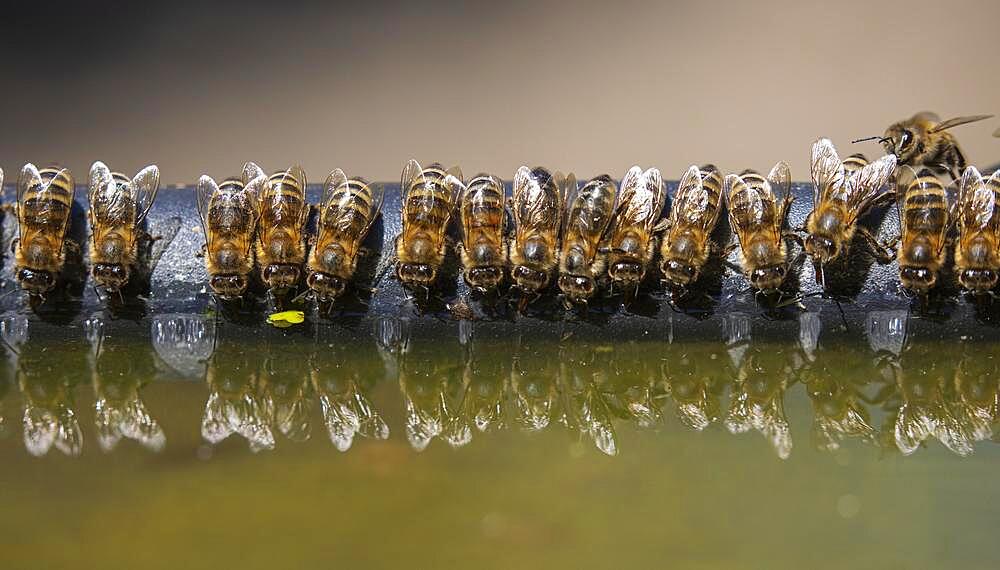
[267,310,305,328]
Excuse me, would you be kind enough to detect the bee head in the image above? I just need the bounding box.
[899,265,936,293]
[209,274,249,299]
[16,268,55,295]
[307,271,346,301]
[609,261,644,285]
[749,265,788,294]
[661,258,698,286]
[882,124,918,162]
[262,264,301,291]
[959,268,997,293]
[558,274,596,301]
[804,234,839,264]
[512,265,549,292]
[465,266,503,292]
[93,263,129,291]
[397,263,436,285]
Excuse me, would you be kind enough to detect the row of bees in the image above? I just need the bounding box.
[3,112,999,310]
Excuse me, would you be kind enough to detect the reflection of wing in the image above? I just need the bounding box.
[810,138,844,205]
[958,166,993,231]
[614,167,664,236]
[195,175,218,247]
[132,165,160,224]
[671,165,712,229]
[844,154,896,225]
[931,114,992,133]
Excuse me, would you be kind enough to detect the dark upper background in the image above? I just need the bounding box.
[2,0,998,185]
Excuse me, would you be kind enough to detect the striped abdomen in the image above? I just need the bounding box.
[562,175,617,272]
[461,174,505,266]
[842,153,869,176]
[399,164,455,264]
[313,177,379,276]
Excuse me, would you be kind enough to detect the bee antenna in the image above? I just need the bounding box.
[851,135,885,144]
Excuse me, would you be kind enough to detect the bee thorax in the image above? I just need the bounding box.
[617,234,641,256]
[321,244,346,270]
[563,246,587,272]
[522,238,549,264]
[99,237,126,260]
[407,236,434,260]
[817,211,842,234]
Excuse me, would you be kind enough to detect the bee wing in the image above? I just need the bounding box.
[930,114,993,133]
[810,138,845,205]
[132,165,160,224]
[444,171,464,210]
[241,162,265,186]
[957,166,993,231]
[560,172,580,241]
[459,176,494,250]
[87,161,113,206]
[671,165,710,228]
[724,173,764,247]
[766,161,793,232]
[365,183,386,236]
[320,168,349,212]
[401,159,422,196]
[242,175,266,254]
[18,164,75,241]
[195,175,219,247]
[844,154,896,225]
[911,111,941,123]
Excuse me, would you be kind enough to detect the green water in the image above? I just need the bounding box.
[1,321,999,569]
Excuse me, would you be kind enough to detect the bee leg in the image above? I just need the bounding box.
[782,231,805,249]
[723,260,743,274]
[858,228,896,264]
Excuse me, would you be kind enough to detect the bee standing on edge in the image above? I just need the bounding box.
[458,173,507,295]
[954,166,1000,294]
[256,164,310,298]
[87,161,161,296]
[606,166,665,302]
[558,174,618,308]
[396,160,463,297]
[196,164,266,301]
[306,169,384,303]
[724,162,796,297]
[854,112,992,182]
[805,139,897,286]
[509,166,570,312]
[659,164,724,295]
[13,164,77,303]
[891,167,951,298]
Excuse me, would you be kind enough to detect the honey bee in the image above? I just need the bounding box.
[954,166,1000,293]
[306,168,384,302]
[257,165,310,294]
[509,166,571,311]
[396,159,463,293]
[196,164,266,300]
[86,161,160,293]
[658,164,724,291]
[458,173,506,294]
[606,166,665,297]
[857,112,992,181]
[13,164,77,299]
[558,174,618,306]
[893,167,951,296]
[724,162,795,294]
[805,139,897,283]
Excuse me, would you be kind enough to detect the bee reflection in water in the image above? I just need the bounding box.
[15,341,86,457]
[201,341,275,453]
[311,351,388,452]
[725,346,797,459]
[89,320,165,452]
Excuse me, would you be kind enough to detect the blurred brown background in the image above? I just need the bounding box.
[2,0,998,184]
